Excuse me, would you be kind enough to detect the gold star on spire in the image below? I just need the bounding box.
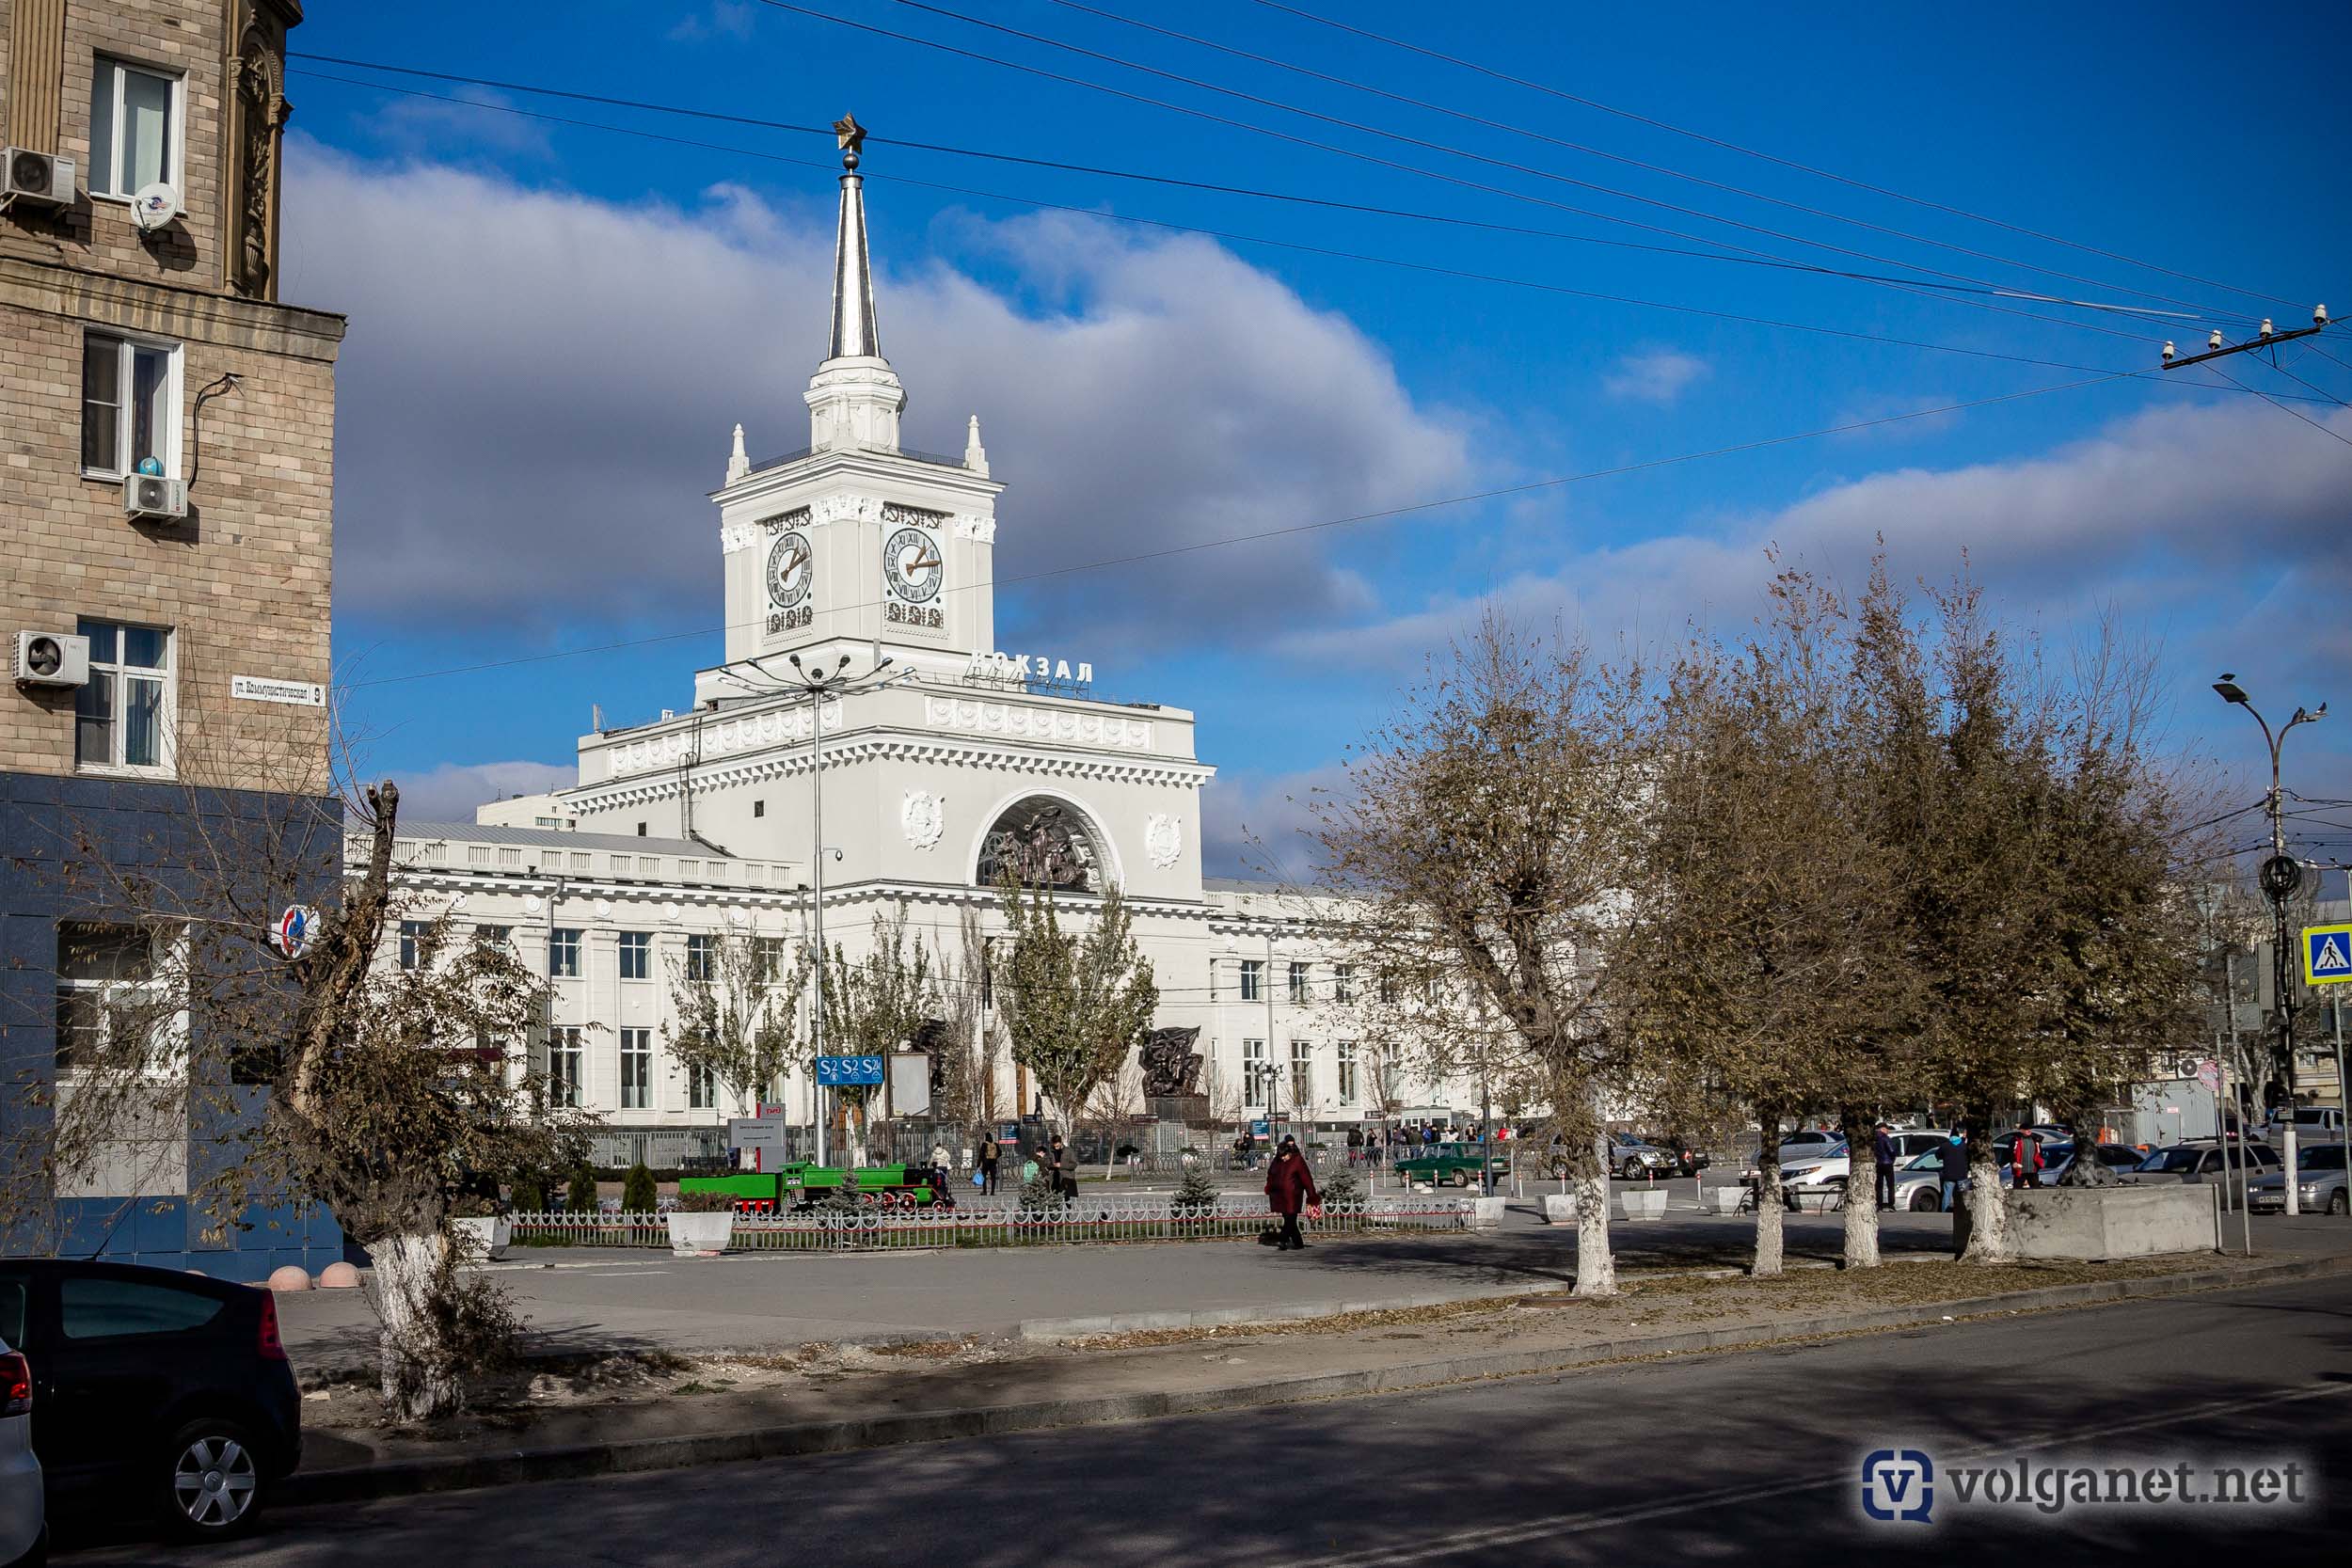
[833,113,867,169]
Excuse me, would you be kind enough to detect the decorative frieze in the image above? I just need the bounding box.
[923,696,1154,752]
[605,699,844,778]
[720,490,992,553]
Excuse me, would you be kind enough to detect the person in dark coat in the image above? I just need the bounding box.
[1263,1134,1323,1251]
[1873,1122,1898,1211]
[977,1134,1001,1196]
[1049,1134,1078,1199]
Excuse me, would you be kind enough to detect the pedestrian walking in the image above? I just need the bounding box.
[1049,1134,1078,1199]
[1263,1134,1322,1252]
[1933,1132,1963,1213]
[2011,1129,2043,1190]
[1873,1122,1898,1211]
[977,1135,1001,1195]
[930,1140,951,1191]
[1346,1126,1364,1165]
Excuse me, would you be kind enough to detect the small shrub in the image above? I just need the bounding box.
[1173,1163,1219,1212]
[1321,1167,1365,1207]
[621,1163,659,1214]
[675,1189,738,1213]
[564,1163,597,1214]
[511,1170,548,1212]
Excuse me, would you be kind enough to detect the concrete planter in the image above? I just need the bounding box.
[452,1215,510,1262]
[1463,1196,1506,1228]
[666,1212,735,1258]
[2008,1183,2216,1260]
[1541,1193,1575,1225]
[1708,1185,1748,1215]
[1618,1188,1669,1222]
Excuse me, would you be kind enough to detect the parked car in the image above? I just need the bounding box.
[1394,1143,1510,1189]
[1893,1147,1970,1211]
[2135,1141,2281,1208]
[2266,1105,2347,1143]
[1,1279,43,1568]
[1606,1132,1679,1180]
[2249,1144,2350,1215]
[0,1259,301,1544]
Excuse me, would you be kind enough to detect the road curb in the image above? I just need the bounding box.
[282,1249,2351,1507]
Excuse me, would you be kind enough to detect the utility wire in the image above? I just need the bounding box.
[2257,354,2352,410]
[293,67,2342,406]
[1247,0,2312,312]
[748,1,2173,349]
[1042,0,2246,323]
[2200,363,2352,449]
[345,369,2142,692]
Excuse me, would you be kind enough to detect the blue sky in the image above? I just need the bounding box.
[279,0,2352,873]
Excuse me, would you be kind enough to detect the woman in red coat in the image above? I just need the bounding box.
[1264,1135,1323,1251]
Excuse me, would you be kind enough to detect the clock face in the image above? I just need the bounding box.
[766,531,812,609]
[882,526,944,604]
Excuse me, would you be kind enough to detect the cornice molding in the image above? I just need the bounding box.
[569,734,1213,813]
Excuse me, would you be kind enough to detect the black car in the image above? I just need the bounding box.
[0,1259,301,1543]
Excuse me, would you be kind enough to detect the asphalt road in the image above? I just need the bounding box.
[59,1272,2350,1564]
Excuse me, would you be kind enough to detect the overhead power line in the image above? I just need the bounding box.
[293,66,2350,408]
[345,368,2146,693]
[746,1,2177,349]
[1041,0,2246,323]
[1247,0,2314,312]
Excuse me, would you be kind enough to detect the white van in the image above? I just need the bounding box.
[2269,1105,2347,1140]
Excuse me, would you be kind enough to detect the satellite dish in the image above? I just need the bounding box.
[129,182,179,232]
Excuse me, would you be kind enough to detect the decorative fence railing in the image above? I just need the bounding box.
[506,1197,1470,1253]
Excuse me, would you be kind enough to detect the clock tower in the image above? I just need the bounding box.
[703,117,1001,703]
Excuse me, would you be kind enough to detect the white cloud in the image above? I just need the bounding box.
[391,759,578,825]
[280,145,1472,655]
[1201,762,1353,881]
[1602,348,1709,405]
[1280,395,2352,682]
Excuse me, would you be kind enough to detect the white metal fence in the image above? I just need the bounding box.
[506,1196,1470,1252]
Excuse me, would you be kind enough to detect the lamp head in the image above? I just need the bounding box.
[2214,676,2249,705]
[788,653,803,670]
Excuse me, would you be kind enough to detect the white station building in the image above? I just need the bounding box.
[370,133,1470,1163]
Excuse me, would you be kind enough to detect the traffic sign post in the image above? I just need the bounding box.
[272,905,321,961]
[2301,924,2352,987]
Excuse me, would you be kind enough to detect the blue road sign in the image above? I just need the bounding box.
[815,1054,885,1086]
[2303,924,2352,986]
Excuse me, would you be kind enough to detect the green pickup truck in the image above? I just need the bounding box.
[1392,1143,1511,1188]
[678,1162,947,1212]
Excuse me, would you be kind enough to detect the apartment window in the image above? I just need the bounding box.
[636,822,647,837]
[1242,1038,1268,1108]
[473,924,512,952]
[1336,1040,1359,1105]
[620,1028,652,1110]
[80,331,179,478]
[469,846,493,868]
[548,928,581,978]
[1290,1039,1312,1106]
[1288,962,1310,1004]
[548,1026,582,1109]
[687,1061,716,1111]
[1239,959,1263,1002]
[73,619,171,774]
[397,921,431,972]
[1333,965,1355,1005]
[685,933,715,982]
[88,56,183,200]
[55,923,176,1071]
[753,800,765,818]
[755,936,787,984]
[1377,972,1400,1006]
[619,931,651,981]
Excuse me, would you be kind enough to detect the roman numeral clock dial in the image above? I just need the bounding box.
[883,525,945,628]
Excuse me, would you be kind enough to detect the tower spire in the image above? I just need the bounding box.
[827,114,879,362]
[805,114,905,452]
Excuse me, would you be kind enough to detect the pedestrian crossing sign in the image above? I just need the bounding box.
[2304,924,2352,986]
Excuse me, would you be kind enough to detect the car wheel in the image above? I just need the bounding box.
[1450,1168,1470,1188]
[162,1417,266,1541]
[1619,1159,1644,1181]
[3,1524,47,1568]
[1910,1188,1940,1212]
[2332,1190,2349,1217]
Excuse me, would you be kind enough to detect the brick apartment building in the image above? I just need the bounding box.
[1,0,343,1276]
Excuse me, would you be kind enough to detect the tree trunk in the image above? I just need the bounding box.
[1839,1106,1881,1269]
[2056,1115,2116,1187]
[367,1232,465,1423]
[1570,1132,1616,1296]
[1753,1107,1785,1277]
[1959,1120,2012,1264]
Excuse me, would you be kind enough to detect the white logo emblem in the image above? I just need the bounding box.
[903,790,946,850]
[1144,813,1183,869]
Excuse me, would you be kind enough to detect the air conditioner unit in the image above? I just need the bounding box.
[0,147,75,208]
[122,472,188,521]
[15,631,90,689]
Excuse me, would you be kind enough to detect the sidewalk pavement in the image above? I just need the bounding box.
[275,1199,1960,1374]
[285,1219,2352,1506]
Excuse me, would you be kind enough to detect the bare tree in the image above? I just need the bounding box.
[1308,614,1653,1296]
[661,927,809,1118]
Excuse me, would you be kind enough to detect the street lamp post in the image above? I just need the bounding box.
[2213,674,2328,1213]
[739,651,907,1166]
